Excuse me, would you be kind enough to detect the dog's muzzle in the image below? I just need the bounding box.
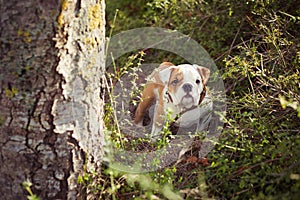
[181,94,195,109]
[181,83,195,108]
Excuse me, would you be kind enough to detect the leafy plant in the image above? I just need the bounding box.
[22,181,41,200]
[101,0,300,199]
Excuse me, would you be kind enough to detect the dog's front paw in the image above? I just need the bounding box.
[134,120,143,127]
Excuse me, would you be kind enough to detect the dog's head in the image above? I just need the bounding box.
[159,63,210,109]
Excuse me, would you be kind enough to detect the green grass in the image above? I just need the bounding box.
[84,0,300,199]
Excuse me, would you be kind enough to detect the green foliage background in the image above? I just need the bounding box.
[103,0,300,199]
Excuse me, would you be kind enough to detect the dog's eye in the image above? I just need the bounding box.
[171,79,178,86]
[196,79,201,84]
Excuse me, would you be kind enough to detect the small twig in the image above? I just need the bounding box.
[234,188,252,196]
[228,22,243,56]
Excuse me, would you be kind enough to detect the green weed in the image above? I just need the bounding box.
[98,0,300,199]
[22,181,41,200]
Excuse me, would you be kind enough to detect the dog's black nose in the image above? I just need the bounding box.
[182,83,193,92]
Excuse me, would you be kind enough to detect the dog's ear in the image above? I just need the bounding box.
[194,65,210,85]
[158,62,176,85]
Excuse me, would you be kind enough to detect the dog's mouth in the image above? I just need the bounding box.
[180,95,195,109]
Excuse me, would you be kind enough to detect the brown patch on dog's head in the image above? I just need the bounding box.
[196,66,210,85]
[158,62,175,70]
[158,62,176,85]
[195,65,210,105]
[168,68,184,94]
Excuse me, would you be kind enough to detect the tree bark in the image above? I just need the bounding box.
[0,0,105,199]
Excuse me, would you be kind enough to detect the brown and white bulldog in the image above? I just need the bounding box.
[134,62,212,140]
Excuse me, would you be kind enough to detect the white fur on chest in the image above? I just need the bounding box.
[163,86,212,127]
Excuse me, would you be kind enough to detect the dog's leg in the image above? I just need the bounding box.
[151,94,165,140]
[134,84,156,126]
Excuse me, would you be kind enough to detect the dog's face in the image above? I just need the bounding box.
[159,64,210,109]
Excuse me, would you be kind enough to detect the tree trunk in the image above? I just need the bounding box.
[0,0,105,199]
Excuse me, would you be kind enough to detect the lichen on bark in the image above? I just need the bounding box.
[0,0,105,199]
[53,0,105,165]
